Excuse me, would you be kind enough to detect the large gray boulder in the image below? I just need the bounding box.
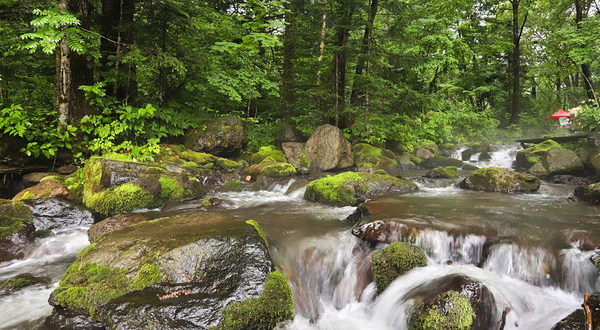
[184,117,247,157]
[305,124,353,172]
[543,149,584,176]
[282,142,310,174]
[48,212,294,330]
[275,124,304,148]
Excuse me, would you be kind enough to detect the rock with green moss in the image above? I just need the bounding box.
[222,179,244,192]
[572,183,600,205]
[282,142,310,174]
[176,149,243,173]
[82,157,202,216]
[305,124,354,172]
[0,274,50,295]
[305,172,417,206]
[408,290,475,330]
[250,146,286,165]
[244,162,297,179]
[516,140,563,169]
[0,200,35,262]
[370,242,427,292]
[12,180,72,201]
[409,154,423,166]
[353,143,399,172]
[422,156,464,169]
[424,167,459,179]
[462,163,479,171]
[184,116,247,157]
[459,167,540,193]
[526,148,584,178]
[50,211,293,330]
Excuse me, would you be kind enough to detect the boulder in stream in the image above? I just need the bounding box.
[304,171,417,207]
[25,198,96,231]
[184,116,247,157]
[13,179,72,201]
[282,142,310,174]
[0,200,35,262]
[370,242,427,293]
[244,162,297,179]
[551,292,600,330]
[353,143,399,172]
[516,139,563,169]
[49,211,294,330]
[424,166,459,179]
[571,182,600,204]
[527,149,585,178]
[0,274,51,296]
[459,167,540,193]
[305,124,353,172]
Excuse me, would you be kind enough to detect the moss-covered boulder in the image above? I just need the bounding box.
[462,163,479,171]
[0,200,35,262]
[250,146,286,165]
[304,172,417,207]
[421,156,464,169]
[424,167,459,179]
[526,148,584,178]
[370,242,427,292]
[0,274,50,295]
[160,145,243,174]
[459,167,540,193]
[184,116,247,157]
[282,142,310,174]
[305,124,353,172]
[12,180,72,201]
[408,290,475,330]
[244,162,297,179]
[50,212,294,330]
[82,157,203,216]
[516,140,563,169]
[353,143,399,171]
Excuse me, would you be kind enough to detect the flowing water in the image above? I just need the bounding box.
[1,145,598,330]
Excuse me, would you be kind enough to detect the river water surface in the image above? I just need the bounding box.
[1,145,598,330]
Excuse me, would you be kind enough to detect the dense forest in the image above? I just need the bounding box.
[1,0,599,161]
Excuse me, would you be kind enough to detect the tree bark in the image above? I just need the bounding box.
[576,0,595,100]
[281,0,296,122]
[56,0,94,127]
[509,0,526,125]
[350,0,378,106]
[100,0,135,102]
[333,0,354,126]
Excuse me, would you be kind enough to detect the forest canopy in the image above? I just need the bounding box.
[0,0,599,160]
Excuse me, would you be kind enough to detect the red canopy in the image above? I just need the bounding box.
[550,109,571,119]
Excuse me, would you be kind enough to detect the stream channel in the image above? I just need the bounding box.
[1,144,599,330]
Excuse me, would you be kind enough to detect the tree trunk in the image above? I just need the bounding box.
[56,0,94,127]
[509,0,523,125]
[575,0,595,100]
[333,1,354,126]
[531,76,537,99]
[350,0,378,106]
[100,0,135,102]
[281,0,296,122]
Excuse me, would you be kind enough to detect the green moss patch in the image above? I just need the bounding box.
[431,167,459,179]
[54,262,161,319]
[245,162,297,178]
[159,176,185,200]
[354,143,398,170]
[246,220,268,248]
[516,140,563,169]
[223,179,243,192]
[408,290,475,330]
[179,150,242,173]
[250,146,286,165]
[219,270,294,330]
[0,201,33,240]
[84,183,155,216]
[0,275,44,295]
[460,167,540,193]
[371,242,427,293]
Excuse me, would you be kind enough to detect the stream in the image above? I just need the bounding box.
[1,144,599,330]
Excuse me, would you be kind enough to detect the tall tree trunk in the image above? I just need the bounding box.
[531,76,537,99]
[350,0,378,106]
[333,1,354,126]
[509,0,526,125]
[281,0,296,122]
[100,0,135,102]
[315,0,327,111]
[576,0,595,101]
[56,0,94,127]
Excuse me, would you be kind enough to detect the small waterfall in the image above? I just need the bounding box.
[449,144,521,169]
[560,247,600,294]
[414,231,486,265]
[482,244,556,287]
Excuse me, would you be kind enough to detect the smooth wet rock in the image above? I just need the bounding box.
[304,172,417,207]
[407,275,496,330]
[24,198,96,231]
[275,124,304,148]
[551,292,600,330]
[552,175,592,186]
[415,148,434,160]
[352,219,406,244]
[305,124,353,172]
[184,116,246,157]
[57,164,79,175]
[22,172,60,187]
[45,310,106,330]
[370,242,427,293]
[421,156,464,169]
[87,213,148,243]
[282,142,310,174]
[516,140,563,169]
[13,180,72,201]
[459,167,540,193]
[571,183,600,204]
[0,200,35,262]
[50,212,294,330]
